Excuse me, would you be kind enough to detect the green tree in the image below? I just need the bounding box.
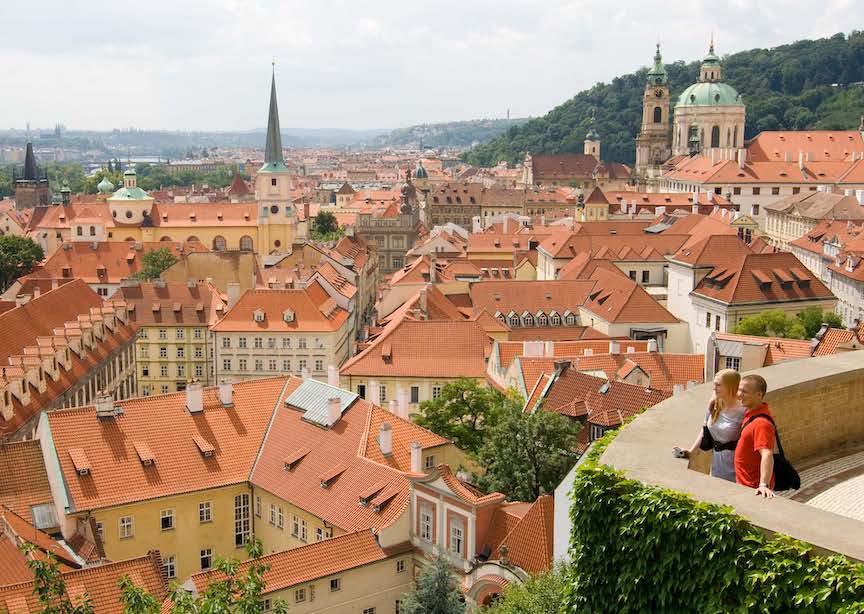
[734,307,843,339]
[482,565,569,614]
[120,538,288,614]
[0,235,44,292]
[400,554,465,614]
[795,305,844,338]
[473,396,580,501]
[20,543,94,614]
[310,210,341,241]
[413,378,504,456]
[133,248,178,281]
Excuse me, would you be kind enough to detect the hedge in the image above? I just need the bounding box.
[563,428,864,613]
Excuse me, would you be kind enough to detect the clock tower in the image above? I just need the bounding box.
[635,44,671,190]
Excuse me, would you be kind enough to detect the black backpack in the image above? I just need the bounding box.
[742,413,800,491]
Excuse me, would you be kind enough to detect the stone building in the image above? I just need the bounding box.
[12,142,50,209]
[635,44,672,188]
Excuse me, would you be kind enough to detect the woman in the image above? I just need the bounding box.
[677,369,745,482]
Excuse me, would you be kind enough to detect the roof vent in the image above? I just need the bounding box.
[284,447,310,471]
[68,448,92,476]
[193,435,215,457]
[319,463,347,488]
[133,441,155,466]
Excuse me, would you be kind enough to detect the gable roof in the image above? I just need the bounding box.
[489,495,554,574]
[113,281,225,327]
[582,268,679,324]
[469,280,596,317]
[0,441,53,525]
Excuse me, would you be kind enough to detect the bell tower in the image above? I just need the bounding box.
[635,44,671,190]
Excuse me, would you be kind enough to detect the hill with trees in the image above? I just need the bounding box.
[464,32,864,167]
[373,118,529,150]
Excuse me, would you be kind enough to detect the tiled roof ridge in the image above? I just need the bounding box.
[494,494,553,570]
[0,551,161,592]
[247,377,294,481]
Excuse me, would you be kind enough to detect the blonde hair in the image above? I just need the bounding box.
[710,369,741,422]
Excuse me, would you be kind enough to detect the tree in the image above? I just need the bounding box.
[20,543,94,614]
[310,210,342,241]
[120,538,288,614]
[0,235,44,292]
[473,395,580,501]
[134,248,178,281]
[399,554,465,614]
[734,307,843,339]
[482,565,570,614]
[413,378,504,456]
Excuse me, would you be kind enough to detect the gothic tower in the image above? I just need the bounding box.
[635,44,671,189]
[13,141,51,209]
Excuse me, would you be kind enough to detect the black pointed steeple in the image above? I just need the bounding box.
[262,62,286,171]
[23,141,38,180]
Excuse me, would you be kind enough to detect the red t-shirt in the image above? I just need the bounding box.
[734,403,776,488]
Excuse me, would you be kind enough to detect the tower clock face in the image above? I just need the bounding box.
[655,89,663,97]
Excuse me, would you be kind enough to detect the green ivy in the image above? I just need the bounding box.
[564,428,864,613]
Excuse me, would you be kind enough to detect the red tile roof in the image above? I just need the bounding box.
[112,281,225,327]
[748,131,864,163]
[583,268,679,324]
[469,280,595,318]
[0,441,53,525]
[489,495,554,574]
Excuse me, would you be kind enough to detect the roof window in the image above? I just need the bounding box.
[68,448,92,476]
[193,435,215,457]
[133,441,155,466]
[284,447,310,471]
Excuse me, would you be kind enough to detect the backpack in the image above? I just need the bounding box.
[742,413,800,491]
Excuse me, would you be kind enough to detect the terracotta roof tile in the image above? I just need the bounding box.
[0,441,53,524]
[113,281,225,327]
[211,283,348,332]
[490,495,554,574]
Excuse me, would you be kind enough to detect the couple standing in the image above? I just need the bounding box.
[679,370,777,498]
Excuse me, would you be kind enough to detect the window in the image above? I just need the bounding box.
[238,337,247,349]
[314,359,323,372]
[139,329,148,339]
[363,609,376,614]
[751,204,760,216]
[420,506,432,542]
[771,186,780,195]
[396,559,406,573]
[161,385,170,394]
[300,519,308,542]
[160,509,175,531]
[295,589,306,603]
[158,329,167,340]
[432,386,442,400]
[267,337,276,349]
[195,364,203,378]
[194,346,203,358]
[269,359,277,371]
[330,578,341,592]
[450,518,464,556]
[119,516,134,539]
[255,496,261,517]
[628,270,636,281]
[234,494,250,547]
[140,346,149,358]
[733,187,741,195]
[725,356,741,371]
[292,515,299,537]
[282,338,291,349]
[222,337,231,349]
[282,359,290,371]
[271,178,277,186]
[379,385,386,403]
[792,187,801,195]
[410,386,419,404]
[193,328,203,340]
[176,346,184,358]
[550,312,561,326]
[705,311,712,327]
[176,328,185,340]
[163,555,176,579]
[177,364,186,378]
[199,501,212,523]
[298,337,307,349]
[715,315,721,332]
[223,359,232,371]
[641,270,649,283]
[424,455,435,469]
[239,358,247,371]
[254,360,263,372]
[159,346,168,358]
[254,337,263,349]
[752,187,761,195]
[316,527,324,542]
[269,504,277,525]
[357,384,366,398]
[200,548,213,570]
[653,105,662,123]
[142,365,150,377]
[277,506,284,529]
[714,186,722,195]
[160,365,169,378]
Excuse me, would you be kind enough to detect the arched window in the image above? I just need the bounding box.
[710,126,720,148]
[159,236,172,242]
[76,226,83,236]
[187,236,200,244]
[727,128,732,147]
[537,313,548,327]
[239,235,253,251]
[508,314,520,328]
[89,226,96,236]
[213,236,227,251]
[522,313,533,327]
[550,313,562,326]
[565,313,577,326]
[733,126,738,148]
[653,106,662,123]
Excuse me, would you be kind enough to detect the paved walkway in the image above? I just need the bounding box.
[781,444,864,522]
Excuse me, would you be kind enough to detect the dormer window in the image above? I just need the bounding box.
[283,308,295,323]
[253,309,265,323]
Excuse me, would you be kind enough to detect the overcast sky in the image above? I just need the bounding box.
[1,0,860,132]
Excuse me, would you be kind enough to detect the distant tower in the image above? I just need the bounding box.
[635,44,672,190]
[583,114,601,159]
[12,141,51,209]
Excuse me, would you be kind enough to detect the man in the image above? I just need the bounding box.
[734,374,775,498]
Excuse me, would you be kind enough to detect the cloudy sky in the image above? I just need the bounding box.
[1,0,859,131]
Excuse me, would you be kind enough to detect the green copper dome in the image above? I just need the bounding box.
[414,161,428,179]
[647,43,668,85]
[123,166,136,176]
[675,81,743,108]
[97,176,115,194]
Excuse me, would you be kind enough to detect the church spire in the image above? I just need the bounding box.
[23,141,38,180]
[262,61,286,171]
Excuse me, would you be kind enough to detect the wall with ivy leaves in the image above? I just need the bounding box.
[563,429,864,612]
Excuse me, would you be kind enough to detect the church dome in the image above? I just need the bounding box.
[97,176,115,194]
[675,82,743,108]
[414,161,428,179]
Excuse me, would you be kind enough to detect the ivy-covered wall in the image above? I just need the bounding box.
[564,429,864,613]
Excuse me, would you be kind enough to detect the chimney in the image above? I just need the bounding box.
[798,151,805,170]
[51,279,59,290]
[553,360,570,373]
[327,365,339,387]
[673,384,684,396]
[737,148,745,169]
[544,341,554,357]
[186,381,204,413]
[327,397,341,424]
[301,367,310,380]
[856,190,864,206]
[14,294,31,307]
[647,338,658,353]
[303,202,310,220]
[691,203,698,215]
[227,283,241,310]
[608,341,620,354]
[707,191,714,203]
[583,348,594,356]
[656,205,666,216]
[94,391,115,418]
[378,422,393,456]
[428,253,436,283]
[410,441,422,473]
[388,399,398,415]
[33,286,41,299]
[369,380,380,405]
[419,288,428,315]
[398,387,409,419]
[219,379,233,408]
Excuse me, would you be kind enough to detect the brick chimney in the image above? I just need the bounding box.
[378,422,392,456]
[219,379,233,408]
[186,381,204,413]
